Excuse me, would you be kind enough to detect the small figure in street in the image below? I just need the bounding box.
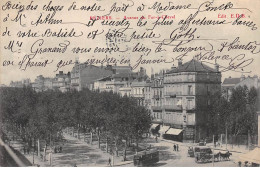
[238,161,242,167]
[27,147,30,154]
[173,144,176,151]
[176,144,179,151]
[23,146,26,154]
[73,163,77,167]
[155,135,158,143]
[108,157,112,166]
[244,161,248,167]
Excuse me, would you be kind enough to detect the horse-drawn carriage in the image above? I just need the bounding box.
[194,146,213,163]
[133,149,159,166]
[193,146,232,163]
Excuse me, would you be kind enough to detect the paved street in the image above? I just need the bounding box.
[9,132,244,167]
[51,133,133,167]
[120,138,239,167]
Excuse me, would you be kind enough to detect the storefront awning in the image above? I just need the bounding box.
[159,126,170,134]
[150,124,160,129]
[238,147,260,164]
[166,128,183,135]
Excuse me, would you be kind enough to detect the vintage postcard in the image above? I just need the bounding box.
[0,0,259,167]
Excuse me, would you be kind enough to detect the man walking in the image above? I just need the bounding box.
[176,144,179,151]
[173,144,176,151]
[108,157,112,166]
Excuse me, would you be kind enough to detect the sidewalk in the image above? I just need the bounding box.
[10,139,50,167]
[60,133,134,167]
[159,137,251,154]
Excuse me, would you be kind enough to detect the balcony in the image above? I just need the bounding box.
[164,92,176,98]
[151,106,162,111]
[131,94,144,98]
[164,105,182,111]
[186,106,195,111]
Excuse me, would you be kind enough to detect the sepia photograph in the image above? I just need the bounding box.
[0,0,260,167]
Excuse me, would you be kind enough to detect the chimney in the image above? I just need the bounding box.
[171,64,176,70]
[178,59,182,67]
[215,64,219,72]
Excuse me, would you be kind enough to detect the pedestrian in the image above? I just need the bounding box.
[238,161,242,167]
[244,161,248,167]
[73,163,77,167]
[176,144,179,151]
[23,146,26,155]
[108,157,112,166]
[173,144,176,151]
[155,135,158,143]
[27,147,30,154]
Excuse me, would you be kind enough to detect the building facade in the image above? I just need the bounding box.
[222,75,260,100]
[9,79,31,88]
[151,59,221,142]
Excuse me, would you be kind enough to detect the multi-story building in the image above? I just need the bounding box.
[222,75,260,100]
[150,72,164,124]
[234,75,259,89]
[144,82,152,110]
[32,75,45,92]
[53,71,71,92]
[131,81,150,106]
[157,59,221,142]
[94,67,149,106]
[70,61,117,91]
[43,78,53,91]
[9,79,31,88]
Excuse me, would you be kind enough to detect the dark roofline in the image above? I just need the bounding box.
[166,59,219,74]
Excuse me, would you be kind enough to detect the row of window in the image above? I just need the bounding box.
[164,74,195,83]
[153,112,195,125]
[164,85,194,95]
